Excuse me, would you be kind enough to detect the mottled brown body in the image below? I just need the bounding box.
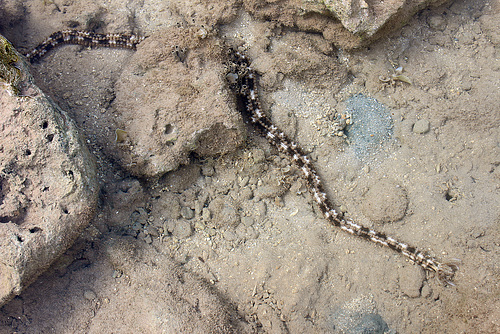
[25,30,145,63]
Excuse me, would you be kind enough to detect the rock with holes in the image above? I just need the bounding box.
[110,26,245,178]
[0,38,98,307]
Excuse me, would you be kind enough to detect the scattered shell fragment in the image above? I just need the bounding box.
[379,65,412,86]
[115,129,128,143]
[195,27,208,39]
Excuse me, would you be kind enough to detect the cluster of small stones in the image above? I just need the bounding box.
[332,112,352,138]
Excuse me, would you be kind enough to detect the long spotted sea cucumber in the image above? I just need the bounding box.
[225,48,458,285]
[25,30,458,285]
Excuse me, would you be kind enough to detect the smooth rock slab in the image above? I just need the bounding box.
[0,36,98,306]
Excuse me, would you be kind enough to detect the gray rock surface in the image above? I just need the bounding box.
[110,26,245,178]
[103,237,242,333]
[0,36,98,306]
[244,0,450,48]
[0,0,24,29]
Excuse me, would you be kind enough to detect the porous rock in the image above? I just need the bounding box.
[111,26,245,178]
[0,38,98,306]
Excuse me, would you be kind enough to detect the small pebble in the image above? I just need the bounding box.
[224,230,238,241]
[130,207,148,225]
[194,221,206,230]
[421,283,433,298]
[241,216,255,227]
[145,226,159,238]
[202,208,211,221]
[112,269,123,278]
[180,206,195,219]
[208,196,240,227]
[206,227,217,237]
[201,164,215,176]
[239,187,253,201]
[427,15,447,31]
[173,220,192,239]
[235,223,248,239]
[254,184,282,199]
[130,222,142,233]
[239,176,250,187]
[247,226,259,239]
[165,220,176,233]
[412,119,430,134]
[144,234,153,244]
[251,149,266,164]
[255,201,267,219]
[84,290,97,300]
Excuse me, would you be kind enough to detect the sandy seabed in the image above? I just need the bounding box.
[1,0,499,333]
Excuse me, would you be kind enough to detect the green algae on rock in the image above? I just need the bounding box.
[0,35,23,96]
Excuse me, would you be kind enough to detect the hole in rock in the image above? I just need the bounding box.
[29,227,42,233]
[164,124,174,135]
